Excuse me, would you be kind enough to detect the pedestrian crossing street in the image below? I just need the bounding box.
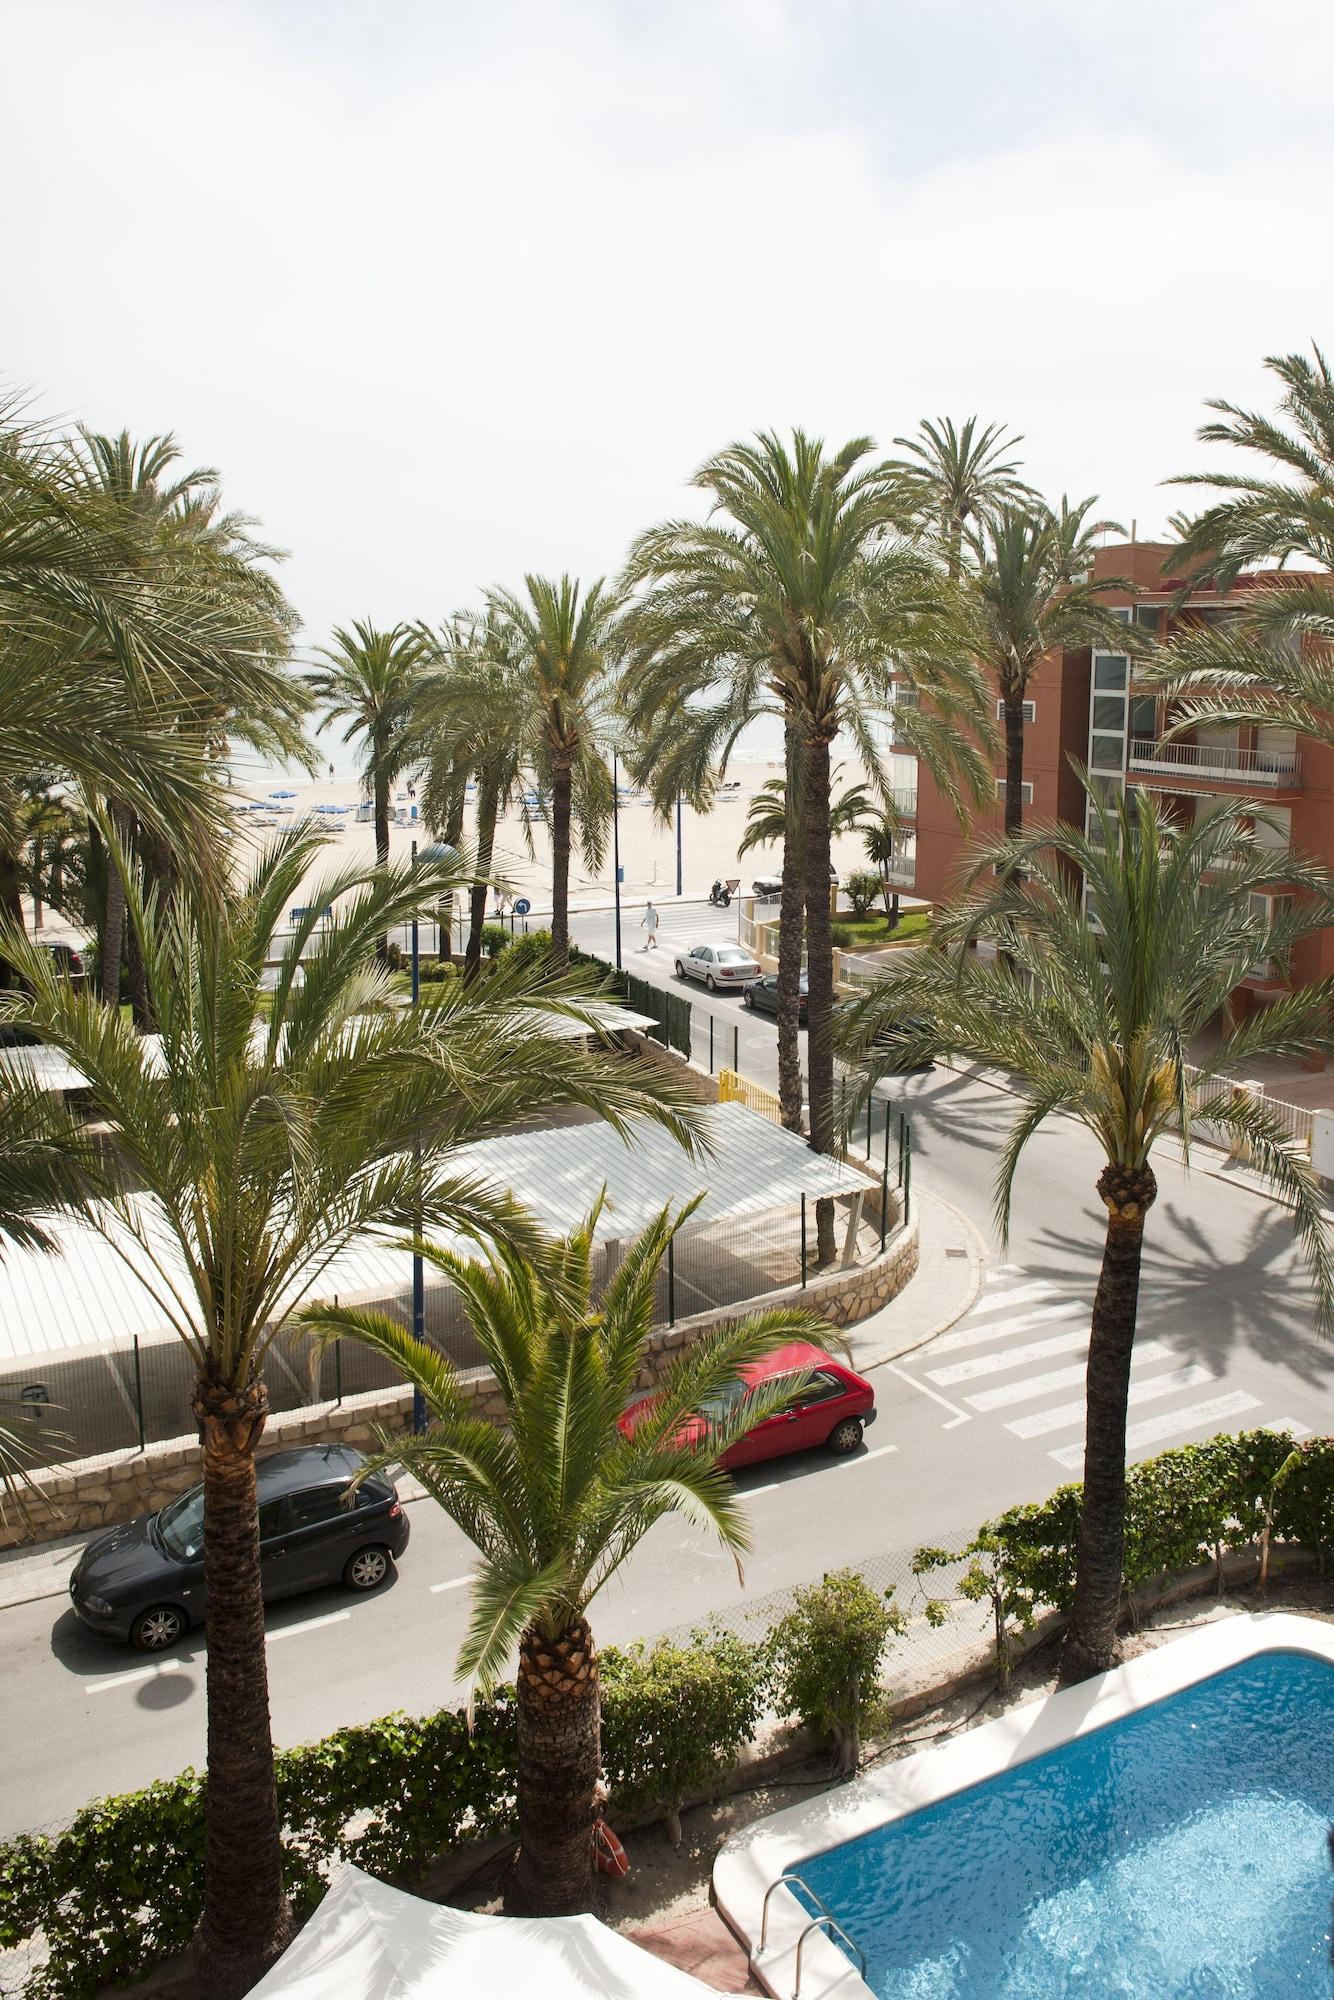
[906,1264,1314,1471]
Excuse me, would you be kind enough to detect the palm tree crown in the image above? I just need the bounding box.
[841,780,1334,1678]
[303,1197,826,1916]
[309,621,427,874]
[886,415,1036,576]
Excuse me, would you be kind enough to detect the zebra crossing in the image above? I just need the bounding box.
[906,1263,1313,1469]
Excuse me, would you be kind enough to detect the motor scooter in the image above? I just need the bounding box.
[708,879,732,908]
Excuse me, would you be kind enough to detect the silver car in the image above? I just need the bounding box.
[674,943,763,992]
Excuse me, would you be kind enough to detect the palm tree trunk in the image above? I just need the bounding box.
[374,768,391,964]
[29,837,43,930]
[802,727,838,1265]
[507,1618,600,1916]
[126,912,153,1032]
[466,779,500,977]
[550,761,573,973]
[776,720,805,1132]
[190,1375,291,1997]
[99,806,130,1008]
[1002,684,1026,841]
[1060,1162,1158,1682]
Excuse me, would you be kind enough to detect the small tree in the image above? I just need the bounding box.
[771,1569,902,1776]
[601,1631,768,1847]
[843,869,883,920]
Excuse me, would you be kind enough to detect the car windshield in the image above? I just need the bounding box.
[157,1487,205,1559]
[697,1379,748,1425]
[716,948,750,964]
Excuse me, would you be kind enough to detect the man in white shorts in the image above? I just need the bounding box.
[640,902,660,951]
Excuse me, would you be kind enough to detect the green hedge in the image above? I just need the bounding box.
[0,1636,760,2000]
[914,1428,1334,1681]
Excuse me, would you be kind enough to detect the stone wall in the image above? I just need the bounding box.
[3,1214,918,1551]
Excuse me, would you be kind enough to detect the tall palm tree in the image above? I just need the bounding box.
[302,1199,826,1915]
[415,612,530,974]
[886,415,1036,578]
[68,428,304,1006]
[2,828,700,1997]
[841,782,1334,1680]
[621,430,989,1260]
[484,576,619,971]
[962,497,1133,842]
[308,620,427,881]
[1148,348,1334,742]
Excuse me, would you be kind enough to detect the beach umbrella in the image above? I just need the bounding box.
[270,789,297,799]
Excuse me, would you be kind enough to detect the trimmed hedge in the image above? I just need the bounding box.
[914,1428,1334,1681]
[0,1635,761,2000]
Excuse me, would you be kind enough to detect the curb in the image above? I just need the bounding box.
[852,1187,988,1373]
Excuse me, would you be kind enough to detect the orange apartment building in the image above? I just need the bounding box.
[896,541,1334,1005]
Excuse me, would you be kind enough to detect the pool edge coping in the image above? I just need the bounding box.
[712,1610,1334,2000]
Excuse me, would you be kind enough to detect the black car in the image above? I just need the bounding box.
[743,973,808,1025]
[43,941,86,986]
[69,1445,409,1651]
[870,1014,936,1073]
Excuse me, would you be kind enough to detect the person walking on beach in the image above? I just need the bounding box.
[640,901,659,951]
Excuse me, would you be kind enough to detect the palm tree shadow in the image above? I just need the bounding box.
[1021,1200,1334,1394]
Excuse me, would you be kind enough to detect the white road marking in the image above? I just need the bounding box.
[1006,1364,1214,1439]
[928,1327,1091,1386]
[854,1444,898,1464]
[266,1610,350,1644]
[886,1361,972,1422]
[984,1264,1025,1283]
[87,1659,178,1694]
[966,1341,1175,1412]
[1264,1418,1314,1440]
[929,1302,1087,1355]
[430,1575,473,1594]
[1049,1390,1263,1469]
[958,1281,1060,1321]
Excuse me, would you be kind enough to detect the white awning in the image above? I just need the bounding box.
[0,1104,867,1367]
[249,1865,719,1998]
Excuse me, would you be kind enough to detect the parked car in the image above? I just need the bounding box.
[68,1445,409,1651]
[743,972,807,1024]
[674,943,762,991]
[618,1340,876,1471]
[42,941,86,987]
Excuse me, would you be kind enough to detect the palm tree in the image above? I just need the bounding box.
[302,1199,826,1916]
[484,576,619,972]
[1147,348,1334,742]
[862,806,910,924]
[621,430,988,1260]
[2,827,701,1996]
[736,766,879,858]
[840,781,1334,1680]
[415,612,530,974]
[308,620,427,882]
[961,497,1134,842]
[886,415,1036,578]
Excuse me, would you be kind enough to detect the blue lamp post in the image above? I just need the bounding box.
[409,840,455,1432]
[612,750,623,970]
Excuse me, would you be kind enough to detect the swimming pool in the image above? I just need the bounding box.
[714,1614,1334,2000]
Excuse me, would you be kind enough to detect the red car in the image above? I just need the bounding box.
[619,1341,876,1471]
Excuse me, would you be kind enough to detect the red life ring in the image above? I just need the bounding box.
[592,1816,629,1878]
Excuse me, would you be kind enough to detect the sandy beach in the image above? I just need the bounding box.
[229,759,910,922]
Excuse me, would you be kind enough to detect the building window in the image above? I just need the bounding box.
[995,698,1036,723]
[1129,694,1157,739]
[994,779,1034,805]
[1090,732,1126,773]
[1093,655,1129,691]
[1134,606,1161,633]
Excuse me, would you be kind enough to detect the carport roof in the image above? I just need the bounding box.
[0,1104,868,1368]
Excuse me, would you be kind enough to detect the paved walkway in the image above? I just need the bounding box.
[629,1908,762,1993]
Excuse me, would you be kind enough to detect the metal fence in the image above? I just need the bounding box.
[1180,1061,1314,1155]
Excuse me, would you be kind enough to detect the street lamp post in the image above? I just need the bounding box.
[675,791,683,897]
[612,750,623,970]
[409,839,454,1434]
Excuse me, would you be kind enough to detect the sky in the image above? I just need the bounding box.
[7,1,1334,774]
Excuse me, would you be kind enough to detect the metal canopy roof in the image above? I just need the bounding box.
[0,1104,867,1368]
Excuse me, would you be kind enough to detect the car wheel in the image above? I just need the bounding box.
[344,1545,392,1591]
[674,960,686,978]
[131,1603,187,1652]
[826,1417,864,1456]
[705,973,717,992]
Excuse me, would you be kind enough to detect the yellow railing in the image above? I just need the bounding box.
[718,1067,785,1128]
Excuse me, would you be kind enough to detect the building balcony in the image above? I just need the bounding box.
[887,787,918,820]
[880,851,916,888]
[1128,738,1302,791]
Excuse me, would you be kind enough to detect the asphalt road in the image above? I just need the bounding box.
[3,896,1331,1837]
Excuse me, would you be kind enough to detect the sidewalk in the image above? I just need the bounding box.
[845,1184,986,1374]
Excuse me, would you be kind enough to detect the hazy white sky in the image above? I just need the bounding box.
[8,0,1333,739]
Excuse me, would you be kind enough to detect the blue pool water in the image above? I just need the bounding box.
[797,1649,1334,1998]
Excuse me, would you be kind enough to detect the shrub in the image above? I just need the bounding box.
[601,1632,769,1845]
[771,1569,903,1776]
[844,869,883,918]
[829,921,854,948]
[478,922,512,958]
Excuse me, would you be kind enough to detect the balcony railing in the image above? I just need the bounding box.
[887,788,918,819]
[880,852,916,886]
[1129,738,1301,787]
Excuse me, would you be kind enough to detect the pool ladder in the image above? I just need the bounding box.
[756,1871,868,1996]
